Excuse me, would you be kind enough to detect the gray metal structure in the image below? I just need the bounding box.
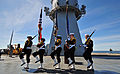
[44,0,86,56]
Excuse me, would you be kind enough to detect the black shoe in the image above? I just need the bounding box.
[68,62,74,66]
[24,67,29,69]
[21,62,25,66]
[38,67,43,69]
[35,60,40,63]
[55,67,60,69]
[53,63,59,67]
[87,68,94,71]
[87,63,93,68]
[70,68,75,70]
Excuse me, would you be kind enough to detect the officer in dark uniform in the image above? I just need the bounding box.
[50,35,62,69]
[67,33,76,69]
[83,34,94,70]
[19,36,33,69]
[32,38,45,69]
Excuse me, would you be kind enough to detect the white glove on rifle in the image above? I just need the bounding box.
[83,45,87,47]
[67,37,70,41]
[22,52,24,54]
[83,45,89,49]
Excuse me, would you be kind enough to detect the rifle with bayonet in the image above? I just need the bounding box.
[32,34,38,40]
[85,30,96,45]
[80,30,96,48]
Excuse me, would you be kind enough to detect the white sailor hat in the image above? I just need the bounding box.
[85,34,89,36]
[57,35,62,39]
[70,33,74,35]
[57,35,61,37]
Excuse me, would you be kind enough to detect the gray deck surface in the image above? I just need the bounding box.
[0,55,120,74]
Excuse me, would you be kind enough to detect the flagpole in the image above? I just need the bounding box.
[66,0,69,37]
[38,8,43,42]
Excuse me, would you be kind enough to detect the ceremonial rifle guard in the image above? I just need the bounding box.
[67,33,76,69]
[50,35,62,69]
[83,34,94,71]
[32,38,45,69]
[19,36,33,69]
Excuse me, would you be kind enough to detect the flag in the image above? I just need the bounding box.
[66,0,69,36]
[38,9,42,42]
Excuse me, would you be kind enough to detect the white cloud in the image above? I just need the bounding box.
[94,41,120,51]
[86,6,107,17]
[80,20,120,51]
[1,0,44,29]
[78,1,120,51]
[93,34,120,41]
[93,35,120,51]
[81,19,120,34]
[0,0,52,49]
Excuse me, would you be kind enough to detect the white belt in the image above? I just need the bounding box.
[26,47,31,49]
[69,44,75,49]
[55,45,61,50]
[39,48,45,50]
[39,44,45,50]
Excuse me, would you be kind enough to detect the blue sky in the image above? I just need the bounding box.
[0,0,120,51]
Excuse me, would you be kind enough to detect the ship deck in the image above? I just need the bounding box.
[0,55,120,74]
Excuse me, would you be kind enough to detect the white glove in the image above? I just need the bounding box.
[55,37,57,42]
[83,45,87,47]
[67,37,70,41]
[22,52,24,54]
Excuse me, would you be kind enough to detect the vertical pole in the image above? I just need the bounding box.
[66,0,70,37]
[38,9,42,42]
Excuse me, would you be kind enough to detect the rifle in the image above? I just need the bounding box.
[79,30,96,47]
[52,11,58,51]
[9,30,14,57]
[32,34,38,40]
[53,11,58,40]
[84,30,96,45]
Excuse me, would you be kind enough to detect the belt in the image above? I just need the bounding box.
[39,44,45,50]
[55,45,61,50]
[39,48,45,50]
[69,44,75,49]
[26,47,31,49]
